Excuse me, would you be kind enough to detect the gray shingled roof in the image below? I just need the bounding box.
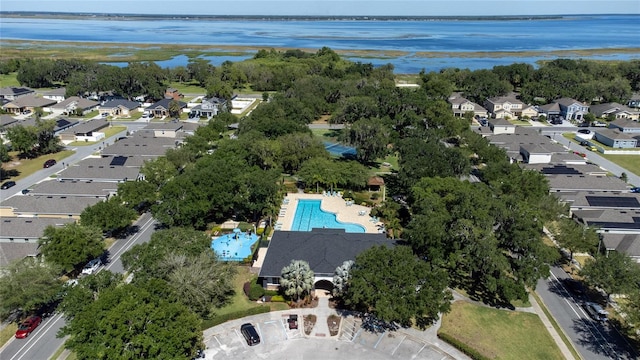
[101,134,178,157]
[561,191,640,209]
[50,96,99,110]
[28,179,117,197]
[572,209,640,230]
[100,99,140,110]
[58,157,142,182]
[0,243,39,267]
[602,233,640,259]
[0,195,102,216]
[258,229,393,278]
[547,174,630,192]
[143,122,183,131]
[59,119,109,136]
[595,128,635,140]
[0,217,75,239]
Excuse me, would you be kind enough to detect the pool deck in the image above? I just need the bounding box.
[276,193,382,233]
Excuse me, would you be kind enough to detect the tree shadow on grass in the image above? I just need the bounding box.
[1,168,19,181]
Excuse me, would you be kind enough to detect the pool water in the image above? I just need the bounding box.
[211,230,259,261]
[291,199,365,232]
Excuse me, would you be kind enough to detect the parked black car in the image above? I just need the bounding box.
[240,323,260,346]
[1,181,16,190]
[43,159,57,168]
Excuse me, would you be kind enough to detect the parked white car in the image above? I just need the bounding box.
[81,258,103,275]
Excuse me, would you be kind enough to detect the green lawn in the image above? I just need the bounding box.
[167,81,206,95]
[214,266,288,318]
[2,150,75,181]
[0,73,20,87]
[439,301,564,360]
[602,154,640,177]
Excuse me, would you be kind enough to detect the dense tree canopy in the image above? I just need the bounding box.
[60,279,202,360]
[80,198,138,235]
[0,258,63,320]
[39,223,105,273]
[345,245,451,328]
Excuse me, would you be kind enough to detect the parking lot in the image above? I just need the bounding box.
[202,312,467,360]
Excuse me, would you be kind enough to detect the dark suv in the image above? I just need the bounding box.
[240,323,260,346]
[43,159,57,168]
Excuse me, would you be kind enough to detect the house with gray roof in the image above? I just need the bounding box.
[0,86,34,101]
[573,209,640,234]
[58,118,109,142]
[27,179,117,199]
[591,103,639,121]
[1,95,57,114]
[49,96,100,116]
[558,191,640,213]
[258,229,393,290]
[42,87,66,103]
[101,134,179,157]
[189,97,228,119]
[608,118,640,134]
[523,163,607,176]
[58,156,143,182]
[100,99,141,117]
[601,233,640,263]
[593,128,638,148]
[488,118,516,134]
[520,144,552,164]
[142,121,184,138]
[484,95,525,119]
[447,93,488,118]
[0,195,102,218]
[145,98,187,118]
[0,217,75,267]
[554,98,589,121]
[546,174,630,193]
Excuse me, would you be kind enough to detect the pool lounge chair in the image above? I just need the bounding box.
[358,210,366,216]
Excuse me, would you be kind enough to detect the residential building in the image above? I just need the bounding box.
[0,217,75,267]
[448,93,488,118]
[488,118,516,134]
[593,128,638,148]
[189,97,228,119]
[484,95,525,119]
[57,156,144,182]
[164,88,184,101]
[601,233,640,263]
[0,195,102,218]
[100,99,141,117]
[590,103,639,121]
[0,86,34,101]
[26,179,118,199]
[554,98,589,121]
[48,96,100,116]
[145,98,187,118]
[42,88,66,103]
[58,119,109,142]
[608,119,640,134]
[1,95,57,114]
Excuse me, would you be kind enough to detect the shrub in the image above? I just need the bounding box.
[256,227,265,236]
[437,332,490,360]
[264,289,279,296]
[370,193,379,200]
[245,282,265,301]
[271,295,286,302]
[201,305,270,329]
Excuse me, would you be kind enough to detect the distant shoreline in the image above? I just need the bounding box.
[0,11,578,22]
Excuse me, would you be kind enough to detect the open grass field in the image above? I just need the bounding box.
[0,73,20,88]
[602,154,640,177]
[439,301,564,360]
[2,150,75,182]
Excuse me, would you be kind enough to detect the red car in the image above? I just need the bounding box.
[15,315,42,339]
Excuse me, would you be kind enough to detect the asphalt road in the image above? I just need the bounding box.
[0,212,158,360]
[536,266,639,360]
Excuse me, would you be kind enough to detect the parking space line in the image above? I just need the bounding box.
[234,329,248,348]
[390,335,406,356]
[373,331,386,349]
[416,343,427,355]
[214,335,222,348]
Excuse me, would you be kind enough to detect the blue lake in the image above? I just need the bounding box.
[1,15,639,73]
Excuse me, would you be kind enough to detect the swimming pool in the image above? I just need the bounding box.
[291,199,365,232]
[211,229,259,261]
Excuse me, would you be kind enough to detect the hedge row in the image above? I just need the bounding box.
[202,305,271,330]
[437,332,490,360]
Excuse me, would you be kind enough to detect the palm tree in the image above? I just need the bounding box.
[332,260,354,297]
[280,260,314,302]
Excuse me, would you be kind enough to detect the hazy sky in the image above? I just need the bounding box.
[1,0,639,16]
